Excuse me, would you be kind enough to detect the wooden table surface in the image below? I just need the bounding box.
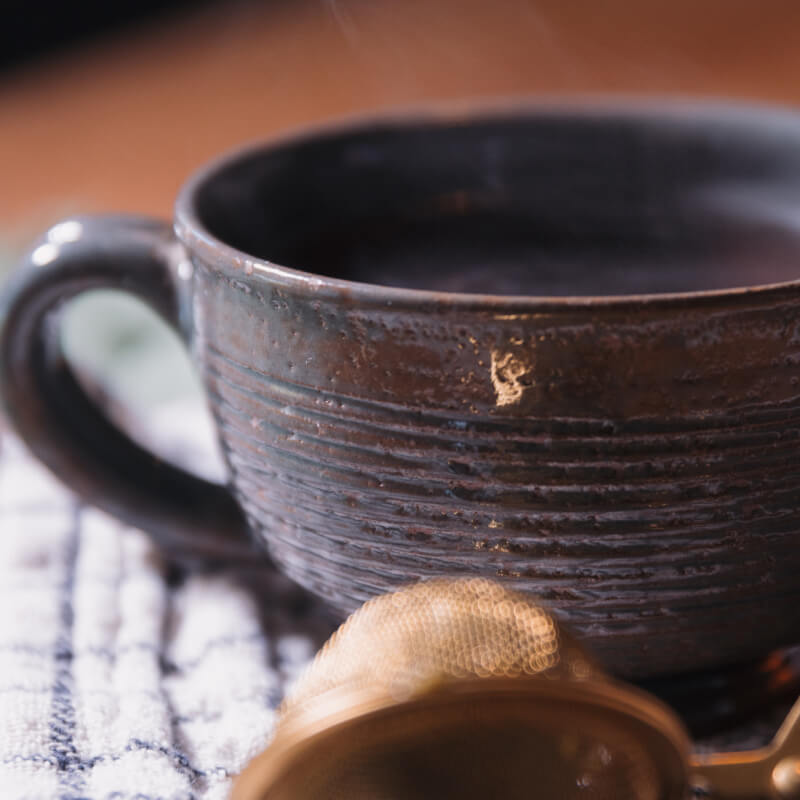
[1,0,799,239]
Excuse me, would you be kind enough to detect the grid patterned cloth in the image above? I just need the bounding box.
[0,430,332,800]
[0,413,795,799]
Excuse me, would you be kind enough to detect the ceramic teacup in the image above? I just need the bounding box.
[4,100,800,677]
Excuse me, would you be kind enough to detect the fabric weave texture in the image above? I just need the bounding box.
[0,432,330,800]
[0,411,793,799]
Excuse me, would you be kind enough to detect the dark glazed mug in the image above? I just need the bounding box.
[3,100,800,678]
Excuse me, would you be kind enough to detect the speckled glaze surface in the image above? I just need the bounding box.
[183,251,800,679]
[5,101,800,679]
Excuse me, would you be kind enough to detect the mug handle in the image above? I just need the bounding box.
[0,215,254,564]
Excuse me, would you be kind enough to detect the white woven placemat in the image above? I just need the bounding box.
[0,431,331,800]
[0,412,792,799]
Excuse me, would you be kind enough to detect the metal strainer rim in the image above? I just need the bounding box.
[231,676,691,800]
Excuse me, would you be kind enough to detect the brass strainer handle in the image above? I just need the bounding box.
[692,696,800,799]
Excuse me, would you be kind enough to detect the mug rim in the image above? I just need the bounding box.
[174,96,800,311]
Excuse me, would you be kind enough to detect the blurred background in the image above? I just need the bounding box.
[2,0,800,435]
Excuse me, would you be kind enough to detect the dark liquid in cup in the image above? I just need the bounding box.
[286,210,800,296]
[198,115,800,296]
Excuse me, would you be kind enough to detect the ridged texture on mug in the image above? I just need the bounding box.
[191,261,800,678]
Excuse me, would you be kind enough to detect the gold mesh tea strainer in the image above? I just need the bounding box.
[231,579,800,800]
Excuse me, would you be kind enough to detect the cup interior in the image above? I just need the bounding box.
[192,105,800,296]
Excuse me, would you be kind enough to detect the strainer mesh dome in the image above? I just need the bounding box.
[280,577,596,726]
